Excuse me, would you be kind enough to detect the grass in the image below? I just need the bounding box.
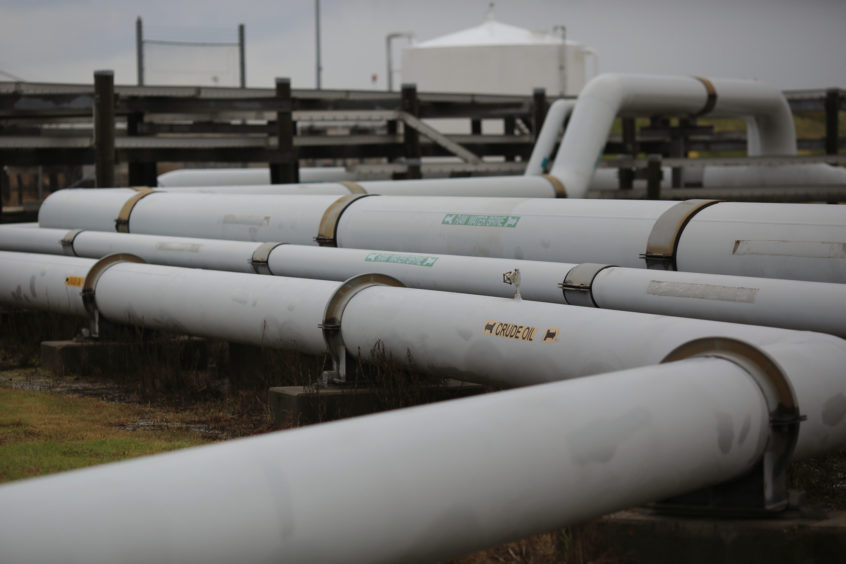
[0,380,214,484]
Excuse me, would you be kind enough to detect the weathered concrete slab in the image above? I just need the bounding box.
[269,379,488,428]
[593,509,846,563]
[41,337,209,377]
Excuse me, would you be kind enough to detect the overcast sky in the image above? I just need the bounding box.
[1,0,844,91]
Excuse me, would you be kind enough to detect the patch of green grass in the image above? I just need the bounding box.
[0,386,213,483]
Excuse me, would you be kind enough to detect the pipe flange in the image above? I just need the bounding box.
[339,181,368,195]
[81,253,146,338]
[115,187,156,233]
[662,336,803,511]
[542,174,567,198]
[559,263,613,307]
[250,242,285,275]
[319,273,405,385]
[641,199,720,270]
[60,229,85,257]
[315,193,375,247]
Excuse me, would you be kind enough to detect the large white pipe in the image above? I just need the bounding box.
[3,249,845,399]
[0,357,773,564]
[524,98,575,176]
[36,192,846,283]
[164,175,560,197]
[549,73,798,197]
[3,225,846,337]
[158,166,359,186]
[0,252,94,317]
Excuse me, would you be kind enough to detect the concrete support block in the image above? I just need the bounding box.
[269,379,488,428]
[592,509,846,563]
[41,337,209,378]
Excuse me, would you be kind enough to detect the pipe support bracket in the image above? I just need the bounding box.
[315,193,376,247]
[60,229,85,257]
[115,187,155,233]
[559,263,613,307]
[81,253,146,338]
[339,181,368,195]
[663,336,803,512]
[319,273,405,385]
[691,76,718,118]
[542,174,567,198]
[250,242,285,275]
[641,199,720,270]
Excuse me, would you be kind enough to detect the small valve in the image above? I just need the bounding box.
[502,268,522,301]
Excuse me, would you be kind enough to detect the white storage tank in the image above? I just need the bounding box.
[401,10,598,97]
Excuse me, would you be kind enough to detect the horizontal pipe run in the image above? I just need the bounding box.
[5,227,846,336]
[0,252,94,317]
[35,193,846,283]
[0,358,770,563]
[162,175,560,198]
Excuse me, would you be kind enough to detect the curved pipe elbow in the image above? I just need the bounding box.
[548,73,798,198]
[524,99,576,176]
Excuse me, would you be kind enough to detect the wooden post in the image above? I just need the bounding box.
[401,83,422,180]
[670,118,692,188]
[94,70,115,188]
[617,155,634,190]
[127,113,157,187]
[646,154,662,200]
[825,89,840,156]
[532,88,548,140]
[504,116,516,162]
[622,118,637,158]
[270,77,298,184]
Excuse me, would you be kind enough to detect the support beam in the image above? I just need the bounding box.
[93,70,115,188]
[269,78,298,184]
[401,83,422,179]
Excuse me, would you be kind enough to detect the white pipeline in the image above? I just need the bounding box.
[549,73,800,197]
[158,166,358,186]
[523,98,575,176]
[3,225,846,337]
[36,193,846,283]
[2,250,846,405]
[0,358,773,564]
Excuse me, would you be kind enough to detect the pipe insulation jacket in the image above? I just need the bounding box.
[3,226,846,337]
[2,250,846,458]
[163,175,561,198]
[36,192,846,283]
[0,358,771,564]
